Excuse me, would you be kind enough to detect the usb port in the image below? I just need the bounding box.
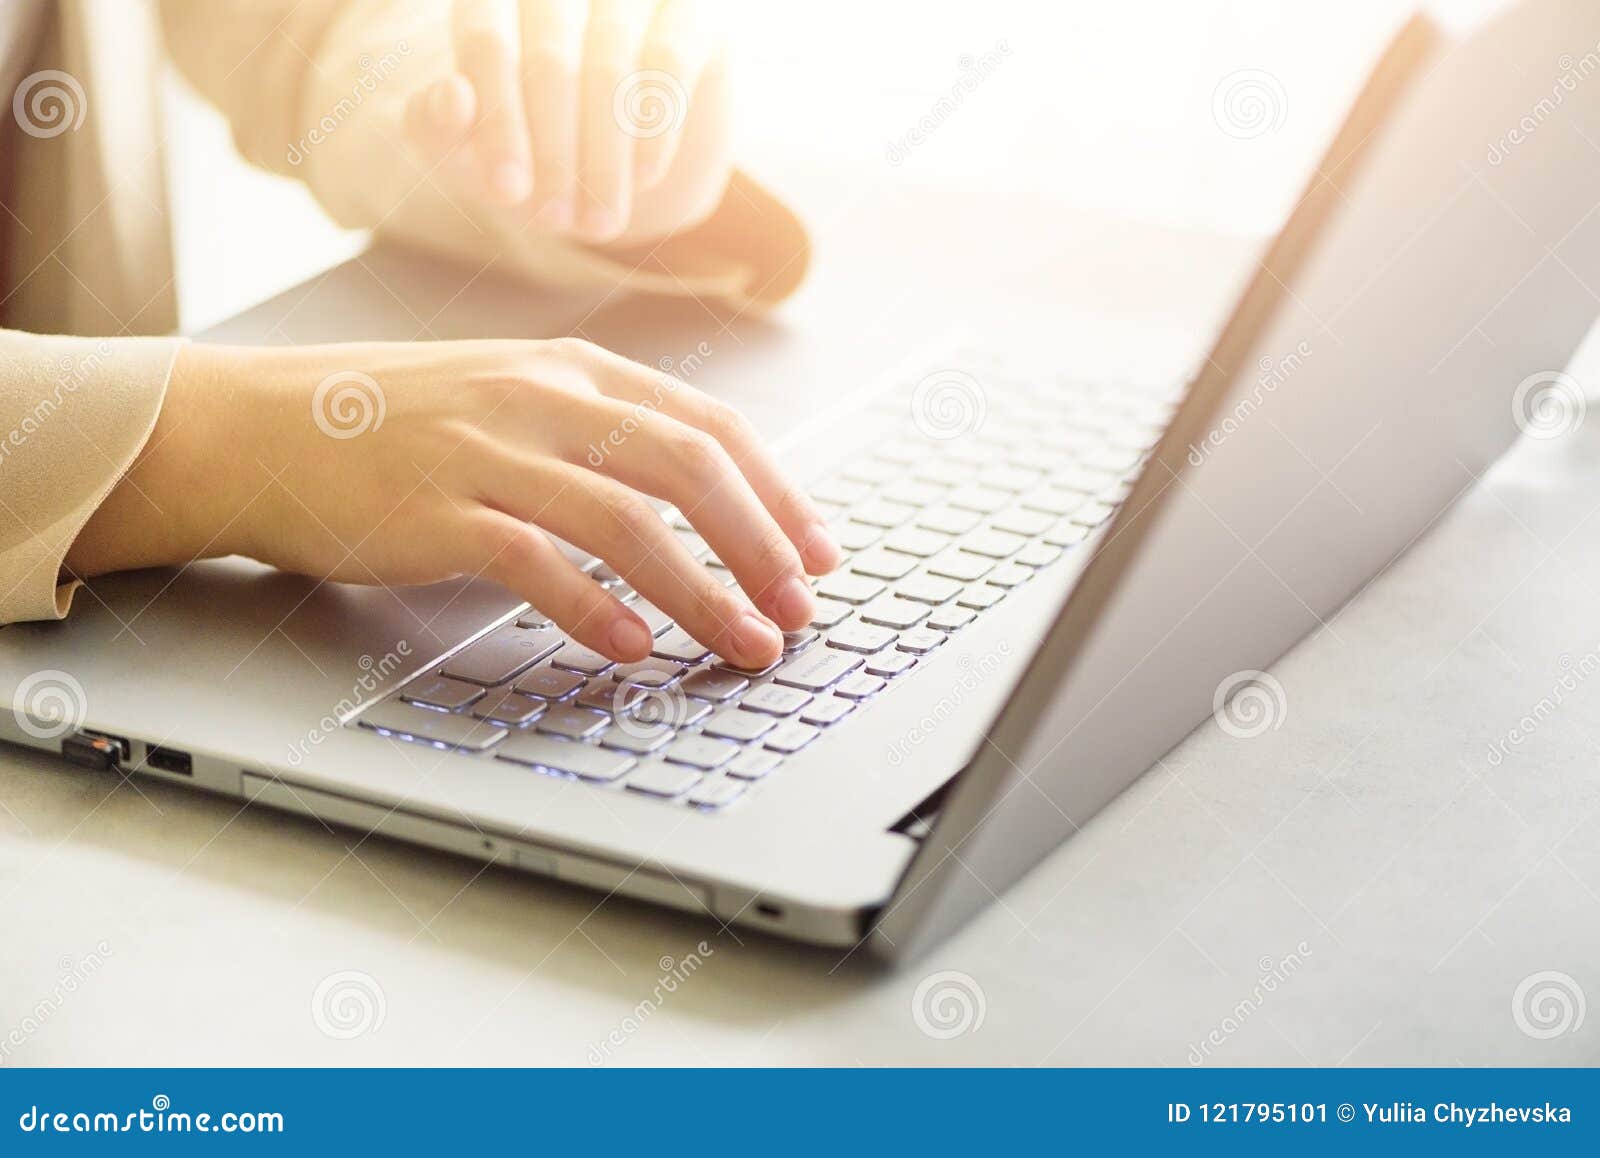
[144,744,192,776]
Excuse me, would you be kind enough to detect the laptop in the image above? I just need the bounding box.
[5,0,1598,959]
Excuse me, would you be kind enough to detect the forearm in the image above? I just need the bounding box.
[61,344,263,580]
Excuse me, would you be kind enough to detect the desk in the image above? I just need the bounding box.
[3,179,1598,1066]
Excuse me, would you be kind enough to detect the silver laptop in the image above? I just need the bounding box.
[5,0,1598,958]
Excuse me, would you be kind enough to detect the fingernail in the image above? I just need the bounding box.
[608,616,652,660]
[772,576,815,628]
[636,149,670,191]
[732,612,782,664]
[490,162,532,205]
[801,521,841,572]
[429,77,470,129]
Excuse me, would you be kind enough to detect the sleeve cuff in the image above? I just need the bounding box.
[0,332,186,624]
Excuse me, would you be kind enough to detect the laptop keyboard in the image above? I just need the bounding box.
[350,353,1179,812]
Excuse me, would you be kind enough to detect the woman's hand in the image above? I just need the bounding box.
[65,338,840,671]
[403,0,729,244]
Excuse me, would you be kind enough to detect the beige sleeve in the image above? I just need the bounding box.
[157,0,811,309]
[0,331,185,623]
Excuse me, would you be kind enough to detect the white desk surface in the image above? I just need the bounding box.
[4,177,1600,1067]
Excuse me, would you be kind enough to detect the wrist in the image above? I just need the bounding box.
[64,343,276,578]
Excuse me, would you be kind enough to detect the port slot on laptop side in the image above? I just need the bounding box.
[143,744,193,777]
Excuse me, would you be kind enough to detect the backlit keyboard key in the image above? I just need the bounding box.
[551,644,615,676]
[680,668,749,702]
[826,622,896,654]
[849,499,918,528]
[865,651,917,678]
[726,749,782,779]
[439,625,564,685]
[960,529,1028,559]
[782,628,820,652]
[740,684,813,716]
[1015,542,1063,568]
[402,675,485,712]
[536,705,610,739]
[663,735,740,770]
[687,778,745,809]
[816,573,886,604]
[926,605,978,631]
[598,723,675,754]
[651,628,712,665]
[882,527,950,557]
[895,574,964,604]
[924,552,994,582]
[990,507,1055,537]
[915,506,982,535]
[1043,521,1094,547]
[986,563,1034,588]
[496,734,634,780]
[471,690,547,727]
[764,721,820,753]
[1070,502,1118,527]
[849,549,918,581]
[831,520,884,551]
[809,598,854,628]
[702,709,778,742]
[628,600,676,637]
[627,763,703,798]
[859,596,929,630]
[609,659,686,687]
[956,585,1007,610]
[774,648,863,691]
[360,702,506,751]
[514,666,586,700]
[800,697,855,726]
[896,628,947,654]
[1020,487,1085,516]
[835,673,887,699]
